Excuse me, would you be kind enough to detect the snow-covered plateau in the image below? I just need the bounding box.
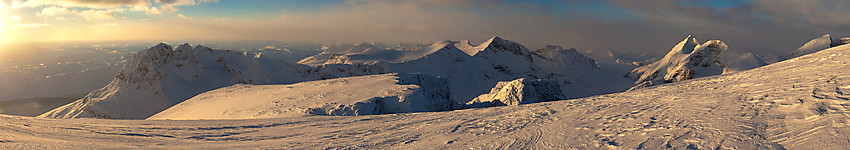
[148,73,460,120]
[3,36,849,149]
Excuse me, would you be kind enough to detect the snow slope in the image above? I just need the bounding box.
[626,35,765,89]
[4,40,850,149]
[147,73,459,120]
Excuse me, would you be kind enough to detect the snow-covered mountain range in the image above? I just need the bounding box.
[40,36,634,119]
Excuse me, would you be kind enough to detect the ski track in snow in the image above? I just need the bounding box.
[4,46,850,149]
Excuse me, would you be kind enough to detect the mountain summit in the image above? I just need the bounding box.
[626,35,765,89]
[786,34,850,60]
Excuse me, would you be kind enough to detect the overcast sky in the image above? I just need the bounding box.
[1,0,849,60]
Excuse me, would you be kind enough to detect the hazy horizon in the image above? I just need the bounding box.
[2,0,850,60]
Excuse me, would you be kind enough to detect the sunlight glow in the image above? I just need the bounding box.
[0,3,6,45]
[0,3,5,29]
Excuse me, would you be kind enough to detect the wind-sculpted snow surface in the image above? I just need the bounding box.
[627,35,765,89]
[4,43,850,149]
[466,78,566,107]
[147,73,460,120]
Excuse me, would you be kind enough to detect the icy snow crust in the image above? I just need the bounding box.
[4,41,850,149]
[148,73,460,120]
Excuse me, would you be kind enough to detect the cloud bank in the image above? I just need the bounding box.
[5,0,850,61]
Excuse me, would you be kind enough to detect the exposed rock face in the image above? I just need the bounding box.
[466,78,566,107]
[626,35,764,90]
[626,36,724,87]
[664,40,727,82]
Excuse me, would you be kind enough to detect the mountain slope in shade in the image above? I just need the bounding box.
[626,35,766,89]
[296,42,384,66]
[148,73,459,120]
[531,45,599,76]
[322,36,633,103]
[324,40,456,64]
[582,48,656,74]
[7,37,850,149]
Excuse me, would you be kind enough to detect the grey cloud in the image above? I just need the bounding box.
[23,0,150,8]
[593,0,850,61]
[753,0,850,27]
[157,0,179,5]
